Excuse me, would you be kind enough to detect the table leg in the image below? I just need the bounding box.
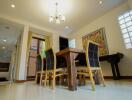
[115,63,121,79]
[110,63,117,80]
[66,52,77,91]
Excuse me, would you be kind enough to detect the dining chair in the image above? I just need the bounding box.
[35,54,46,85]
[42,48,65,89]
[77,40,105,91]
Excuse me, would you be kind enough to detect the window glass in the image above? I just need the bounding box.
[118,10,132,49]
[123,33,129,38]
[69,39,76,48]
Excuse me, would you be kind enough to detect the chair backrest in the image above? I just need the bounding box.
[36,54,43,71]
[86,41,100,68]
[45,48,55,70]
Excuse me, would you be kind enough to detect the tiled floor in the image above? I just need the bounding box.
[0,80,132,100]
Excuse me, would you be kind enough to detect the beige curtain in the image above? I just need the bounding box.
[8,50,16,81]
[13,34,22,80]
[44,35,51,50]
[26,31,33,69]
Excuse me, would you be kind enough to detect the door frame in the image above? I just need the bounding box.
[27,37,45,80]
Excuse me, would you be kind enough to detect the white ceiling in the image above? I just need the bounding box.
[0,0,126,34]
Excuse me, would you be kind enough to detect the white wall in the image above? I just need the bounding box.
[128,0,132,9]
[51,33,60,53]
[68,2,132,76]
[50,33,68,53]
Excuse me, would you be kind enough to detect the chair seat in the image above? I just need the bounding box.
[36,71,46,74]
[45,68,65,73]
[77,66,100,72]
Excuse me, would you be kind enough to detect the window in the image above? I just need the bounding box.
[69,39,76,48]
[118,10,132,49]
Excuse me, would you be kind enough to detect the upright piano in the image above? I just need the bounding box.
[99,53,124,80]
[76,52,124,80]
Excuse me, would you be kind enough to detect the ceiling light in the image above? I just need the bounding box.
[99,0,103,5]
[11,4,15,8]
[65,26,69,29]
[2,47,5,49]
[10,0,15,8]
[3,40,7,42]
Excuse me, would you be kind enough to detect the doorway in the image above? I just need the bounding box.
[27,37,45,80]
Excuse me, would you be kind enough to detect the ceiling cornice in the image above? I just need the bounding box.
[0,14,60,36]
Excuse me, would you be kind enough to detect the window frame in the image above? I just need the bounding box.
[118,10,132,49]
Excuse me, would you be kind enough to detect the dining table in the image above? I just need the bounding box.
[56,48,85,91]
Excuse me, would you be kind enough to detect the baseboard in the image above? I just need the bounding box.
[104,76,113,79]
[27,76,35,81]
[27,76,35,78]
[15,80,27,83]
[104,76,132,79]
[15,76,132,83]
[26,78,35,81]
[84,76,132,79]
[120,76,132,79]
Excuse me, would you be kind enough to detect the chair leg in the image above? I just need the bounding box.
[52,71,56,89]
[82,75,86,85]
[99,69,106,87]
[89,69,95,91]
[35,73,38,84]
[78,74,82,85]
[40,73,43,85]
[60,75,64,85]
[44,72,47,87]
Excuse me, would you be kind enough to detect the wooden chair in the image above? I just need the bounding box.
[77,40,105,91]
[42,48,65,89]
[35,54,46,85]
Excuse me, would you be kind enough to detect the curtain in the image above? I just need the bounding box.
[13,35,22,80]
[44,35,51,50]
[8,50,16,82]
[26,31,33,68]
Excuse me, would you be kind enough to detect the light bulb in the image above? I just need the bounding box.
[3,40,6,42]
[49,16,54,22]
[11,4,15,8]
[56,19,60,24]
[2,47,5,49]
[99,1,103,5]
[61,15,65,21]
[65,26,69,29]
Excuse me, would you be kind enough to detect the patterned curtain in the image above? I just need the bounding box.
[82,28,109,56]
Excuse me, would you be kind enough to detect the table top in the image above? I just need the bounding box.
[56,48,85,56]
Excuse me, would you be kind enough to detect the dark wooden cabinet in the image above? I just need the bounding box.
[59,37,69,50]
[0,62,10,72]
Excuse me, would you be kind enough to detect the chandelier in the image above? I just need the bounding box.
[49,2,66,24]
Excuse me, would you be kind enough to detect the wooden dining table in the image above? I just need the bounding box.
[56,48,85,91]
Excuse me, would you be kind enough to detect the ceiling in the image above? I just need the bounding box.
[0,0,126,34]
[0,19,22,62]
